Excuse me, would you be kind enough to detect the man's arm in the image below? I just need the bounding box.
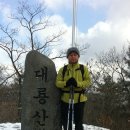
[55,68,66,89]
[77,66,91,89]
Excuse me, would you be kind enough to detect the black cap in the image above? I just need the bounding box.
[67,47,80,58]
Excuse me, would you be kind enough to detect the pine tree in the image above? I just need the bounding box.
[123,45,130,114]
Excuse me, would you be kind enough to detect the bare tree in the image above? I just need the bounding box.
[86,47,129,129]
[0,0,67,83]
[88,47,127,91]
[0,23,28,117]
[0,1,66,119]
[0,24,27,85]
[12,1,65,54]
[0,65,7,86]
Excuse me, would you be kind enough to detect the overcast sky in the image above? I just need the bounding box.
[0,0,130,69]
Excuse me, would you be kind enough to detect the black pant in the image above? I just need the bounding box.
[61,101,85,130]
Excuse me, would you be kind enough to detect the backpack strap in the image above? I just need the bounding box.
[79,64,84,80]
[62,65,68,80]
[62,64,84,80]
[62,64,85,103]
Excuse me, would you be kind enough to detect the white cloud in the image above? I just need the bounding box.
[40,13,130,64]
[79,20,130,61]
[39,0,72,12]
[39,15,73,50]
[0,49,10,65]
[80,0,110,9]
[76,0,130,61]
[1,0,130,70]
[39,0,108,11]
[107,0,130,20]
[39,0,130,23]
[80,0,130,21]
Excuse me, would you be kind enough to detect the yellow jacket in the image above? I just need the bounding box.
[56,63,91,103]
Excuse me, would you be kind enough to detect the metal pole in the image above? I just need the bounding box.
[67,93,71,130]
[67,0,77,129]
[71,86,74,130]
[72,0,77,47]
[67,86,74,130]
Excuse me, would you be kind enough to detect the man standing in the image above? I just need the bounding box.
[56,47,91,130]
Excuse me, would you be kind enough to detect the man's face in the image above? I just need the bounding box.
[68,52,79,64]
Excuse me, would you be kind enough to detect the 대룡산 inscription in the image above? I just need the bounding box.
[21,50,61,130]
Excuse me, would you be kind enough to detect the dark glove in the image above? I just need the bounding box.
[66,77,77,87]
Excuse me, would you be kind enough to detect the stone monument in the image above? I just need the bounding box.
[21,50,61,130]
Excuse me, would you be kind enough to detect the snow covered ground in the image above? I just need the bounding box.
[0,123,109,130]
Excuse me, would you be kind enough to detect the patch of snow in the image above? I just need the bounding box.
[0,123,109,130]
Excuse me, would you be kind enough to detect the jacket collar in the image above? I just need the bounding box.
[68,63,79,69]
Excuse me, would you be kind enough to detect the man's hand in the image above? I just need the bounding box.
[66,77,77,87]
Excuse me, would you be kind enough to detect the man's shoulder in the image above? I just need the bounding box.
[59,64,68,71]
[78,63,85,68]
[79,64,89,70]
